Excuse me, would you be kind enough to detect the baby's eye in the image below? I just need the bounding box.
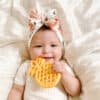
[34,45,42,48]
[51,44,58,47]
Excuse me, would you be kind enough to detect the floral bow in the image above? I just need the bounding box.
[28,9,60,33]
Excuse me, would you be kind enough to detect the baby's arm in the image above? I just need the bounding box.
[8,61,29,100]
[8,84,24,100]
[53,61,81,96]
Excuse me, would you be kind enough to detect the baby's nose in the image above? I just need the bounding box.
[42,46,51,54]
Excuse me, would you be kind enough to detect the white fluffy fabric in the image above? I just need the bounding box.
[65,33,100,100]
[0,0,100,99]
[0,42,28,100]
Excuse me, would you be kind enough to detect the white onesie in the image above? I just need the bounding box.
[15,60,74,100]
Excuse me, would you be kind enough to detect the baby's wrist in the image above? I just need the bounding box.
[60,67,67,75]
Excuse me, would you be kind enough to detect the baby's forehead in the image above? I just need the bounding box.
[31,30,61,43]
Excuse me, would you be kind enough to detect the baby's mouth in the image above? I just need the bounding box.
[43,57,54,62]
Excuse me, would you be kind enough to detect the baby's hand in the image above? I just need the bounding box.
[53,60,74,78]
[53,60,68,74]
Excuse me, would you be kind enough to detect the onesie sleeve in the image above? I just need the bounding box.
[14,60,30,86]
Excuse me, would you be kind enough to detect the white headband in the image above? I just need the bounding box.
[28,9,64,48]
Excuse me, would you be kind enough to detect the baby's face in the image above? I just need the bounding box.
[29,29,63,63]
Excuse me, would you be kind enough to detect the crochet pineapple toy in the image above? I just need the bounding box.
[28,57,61,88]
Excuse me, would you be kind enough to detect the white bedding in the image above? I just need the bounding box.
[66,33,100,100]
[0,0,100,99]
[0,42,28,100]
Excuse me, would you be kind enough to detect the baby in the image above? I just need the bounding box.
[8,8,81,100]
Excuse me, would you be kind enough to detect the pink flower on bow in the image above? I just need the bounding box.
[29,9,42,31]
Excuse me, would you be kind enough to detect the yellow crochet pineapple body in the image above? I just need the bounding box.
[28,57,61,88]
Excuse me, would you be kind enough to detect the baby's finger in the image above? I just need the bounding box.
[53,62,62,72]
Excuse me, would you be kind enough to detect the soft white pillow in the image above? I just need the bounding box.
[0,42,28,100]
[65,33,100,100]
